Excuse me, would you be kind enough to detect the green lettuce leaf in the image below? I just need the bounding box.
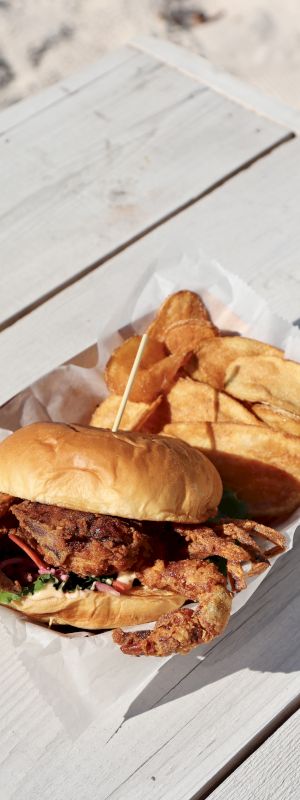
[32,574,57,593]
[59,573,116,593]
[0,590,21,604]
[0,572,118,605]
[213,489,248,521]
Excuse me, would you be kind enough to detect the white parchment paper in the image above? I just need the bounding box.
[0,250,299,737]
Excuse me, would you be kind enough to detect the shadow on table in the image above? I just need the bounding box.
[123,528,300,722]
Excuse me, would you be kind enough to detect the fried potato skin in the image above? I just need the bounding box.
[105,336,190,403]
[101,290,299,524]
[147,290,211,343]
[165,318,218,355]
[187,337,283,390]
[252,404,300,437]
[90,394,163,432]
[167,377,258,425]
[225,355,300,416]
[163,422,300,519]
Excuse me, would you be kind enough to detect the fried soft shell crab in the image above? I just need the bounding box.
[0,424,285,657]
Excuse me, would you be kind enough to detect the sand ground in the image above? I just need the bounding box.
[0,1,300,110]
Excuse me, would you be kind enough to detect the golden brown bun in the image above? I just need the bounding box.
[10,584,185,629]
[0,422,222,523]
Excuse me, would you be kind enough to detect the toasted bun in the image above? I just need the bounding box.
[0,422,222,523]
[10,584,186,630]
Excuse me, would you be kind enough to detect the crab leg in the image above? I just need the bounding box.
[113,558,232,656]
[215,519,286,558]
[175,519,286,592]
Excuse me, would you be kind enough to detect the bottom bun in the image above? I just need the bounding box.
[11,585,186,630]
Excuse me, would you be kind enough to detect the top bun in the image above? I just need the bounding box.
[0,423,222,523]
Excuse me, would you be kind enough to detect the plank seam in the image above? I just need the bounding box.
[103,693,223,800]
[196,699,300,800]
[0,131,294,335]
[102,695,300,800]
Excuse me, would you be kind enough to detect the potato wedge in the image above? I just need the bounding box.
[252,404,300,437]
[225,355,300,415]
[105,334,190,403]
[163,422,300,519]
[167,377,258,424]
[105,335,166,373]
[187,336,283,390]
[90,394,163,432]
[147,290,211,343]
[139,395,171,434]
[165,318,218,355]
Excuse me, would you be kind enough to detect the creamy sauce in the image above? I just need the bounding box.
[116,571,137,587]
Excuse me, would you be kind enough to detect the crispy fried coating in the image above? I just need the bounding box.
[114,559,231,656]
[0,493,15,520]
[216,519,286,556]
[0,568,21,594]
[114,517,285,654]
[11,501,160,577]
[139,557,225,598]
[175,519,286,591]
[113,608,206,656]
[6,500,284,655]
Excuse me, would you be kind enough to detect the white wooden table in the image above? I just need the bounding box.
[1,37,300,800]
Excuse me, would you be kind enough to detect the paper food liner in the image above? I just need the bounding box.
[0,248,299,737]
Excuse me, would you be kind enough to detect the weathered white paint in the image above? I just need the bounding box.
[0,133,299,406]
[209,710,300,800]
[0,48,289,327]
[134,36,300,135]
[0,46,135,135]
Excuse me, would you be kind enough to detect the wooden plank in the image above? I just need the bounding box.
[133,36,300,135]
[0,84,66,134]
[208,710,300,800]
[0,47,135,135]
[0,620,62,794]
[0,49,289,329]
[6,529,300,800]
[0,134,299,407]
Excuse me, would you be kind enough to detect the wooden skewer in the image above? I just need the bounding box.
[112,333,148,432]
